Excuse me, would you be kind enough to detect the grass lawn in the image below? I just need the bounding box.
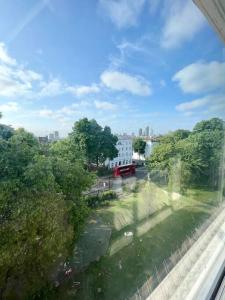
[69,182,221,300]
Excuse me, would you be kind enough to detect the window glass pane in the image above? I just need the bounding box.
[0,1,224,300]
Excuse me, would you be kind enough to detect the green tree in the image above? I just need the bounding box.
[70,118,118,167]
[0,191,72,299]
[49,138,94,238]
[133,138,146,159]
[193,117,224,132]
[147,118,224,190]
[0,124,14,140]
[0,125,93,298]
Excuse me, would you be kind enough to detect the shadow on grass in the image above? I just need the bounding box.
[74,207,210,300]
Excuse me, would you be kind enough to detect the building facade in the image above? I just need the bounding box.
[106,135,133,168]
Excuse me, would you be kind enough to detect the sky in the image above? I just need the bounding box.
[0,0,224,137]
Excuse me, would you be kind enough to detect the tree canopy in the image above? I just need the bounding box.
[0,119,93,298]
[133,138,146,156]
[0,115,120,298]
[147,118,224,190]
[70,118,118,167]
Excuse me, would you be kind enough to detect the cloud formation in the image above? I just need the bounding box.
[176,97,210,111]
[101,70,152,96]
[94,100,117,111]
[0,43,103,100]
[176,94,225,115]
[67,84,100,97]
[173,61,225,93]
[0,43,43,98]
[99,0,145,29]
[161,0,205,49]
[0,101,19,112]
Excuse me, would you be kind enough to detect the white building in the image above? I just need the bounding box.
[106,135,133,168]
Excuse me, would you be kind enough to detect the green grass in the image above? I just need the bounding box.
[61,182,220,300]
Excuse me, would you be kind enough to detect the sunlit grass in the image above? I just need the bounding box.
[72,182,220,300]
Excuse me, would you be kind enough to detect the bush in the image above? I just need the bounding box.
[85,190,117,208]
[101,190,117,200]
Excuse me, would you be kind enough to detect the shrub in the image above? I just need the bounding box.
[85,190,117,208]
[101,190,117,200]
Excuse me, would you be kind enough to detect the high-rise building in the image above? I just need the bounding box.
[49,133,54,141]
[145,126,149,137]
[54,131,59,140]
[139,128,142,136]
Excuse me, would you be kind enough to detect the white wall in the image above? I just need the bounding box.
[106,137,133,168]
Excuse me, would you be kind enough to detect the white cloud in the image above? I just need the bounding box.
[0,43,43,98]
[161,0,205,49]
[0,64,42,97]
[101,70,152,96]
[38,78,65,98]
[176,97,210,111]
[173,61,225,93]
[0,43,17,65]
[99,0,145,29]
[94,100,117,111]
[0,101,19,112]
[176,94,225,114]
[0,42,101,100]
[67,84,100,97]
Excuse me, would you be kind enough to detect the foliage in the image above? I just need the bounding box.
[147,118,224,190]
[133,138,146,157]
[0,124,14,140]
[0,123,93,298]
[0,191,73,299]
[85,190,117,208]
[70,118,118,167]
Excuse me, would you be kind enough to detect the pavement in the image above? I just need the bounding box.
[72,214,111,272]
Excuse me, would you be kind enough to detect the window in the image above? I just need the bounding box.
[0,2,224,300]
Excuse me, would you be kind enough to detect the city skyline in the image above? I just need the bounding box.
[0,0,224,137]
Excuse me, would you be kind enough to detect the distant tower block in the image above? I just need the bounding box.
[145,126,150,137]
[49,133,54,141]
[139,128,142,136]
[54,131,59,140]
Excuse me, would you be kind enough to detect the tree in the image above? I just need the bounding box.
[193,117,224,132]
[133,138,146,159]
[70,118,118,167]
[100,126,118,163]
[147,118,224,190]
[159,129,190,144]
[0,191,73,299]
[0,125,93,298]
[49,138,94,238]
[0,124,14,140]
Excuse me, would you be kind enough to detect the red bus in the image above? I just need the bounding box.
[113,164,136,177]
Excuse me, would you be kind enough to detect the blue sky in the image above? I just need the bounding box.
[0,0,224,136]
